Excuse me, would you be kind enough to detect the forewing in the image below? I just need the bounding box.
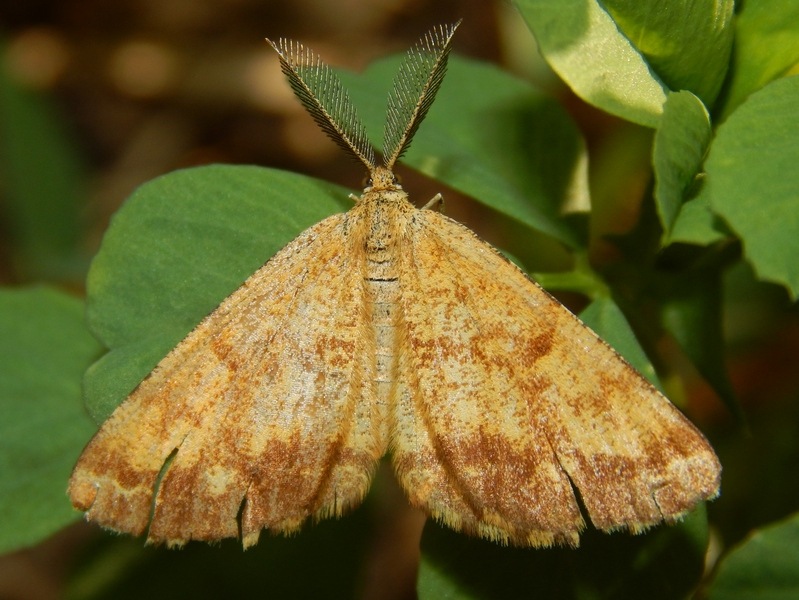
[69,213,383,547]
[391,210,721,547]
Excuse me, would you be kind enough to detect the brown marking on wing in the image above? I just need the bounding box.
[69,212,388,547]
[390,209,720,547]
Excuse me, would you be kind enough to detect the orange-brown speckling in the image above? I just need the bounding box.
[68,182,721,547]
[68,30,720,549]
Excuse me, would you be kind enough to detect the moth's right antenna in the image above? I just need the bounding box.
[382,21,461,171]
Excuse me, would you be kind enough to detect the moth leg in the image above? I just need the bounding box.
[348,193,360,202]
[421,193,444,212]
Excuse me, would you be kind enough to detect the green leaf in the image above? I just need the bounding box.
[659,265,741,420]
[343,55,589,249]
[654,91,712,238]
[720,0,799,120]
[703,75,799,299]
[0,286,100,553]
[706,512,799,600]
[514,0,668,127]
[84,165,351,422]
[602,0,735,107]
[0,39,88,281]
[533,254,608,298]
[579,296,663,391]
[668,189,730,246]
[418,505,710,599]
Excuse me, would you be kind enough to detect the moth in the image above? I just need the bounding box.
[69,21,721,548]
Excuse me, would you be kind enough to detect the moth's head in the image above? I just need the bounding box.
[365,166,402,192]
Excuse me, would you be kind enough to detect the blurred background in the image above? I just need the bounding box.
[0,0,562,288]
[2,1,798,599]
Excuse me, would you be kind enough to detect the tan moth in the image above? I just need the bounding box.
[69,22,720,549]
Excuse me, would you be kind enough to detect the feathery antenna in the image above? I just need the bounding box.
[382,21,460,170]
[269,22,460,177]
[267,38,376,171]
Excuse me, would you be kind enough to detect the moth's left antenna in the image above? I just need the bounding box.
[268,38,376,172]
